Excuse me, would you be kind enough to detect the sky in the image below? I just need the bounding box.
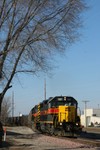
[6,0,100,116]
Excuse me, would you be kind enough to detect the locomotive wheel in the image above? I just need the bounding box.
[53,129,58,136]
[61,129,65,136]
[66,131,74,137]
[49,126,54,135]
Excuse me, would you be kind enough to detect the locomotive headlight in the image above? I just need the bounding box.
[60,122,62,125]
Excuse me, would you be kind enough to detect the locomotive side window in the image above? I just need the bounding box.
[58,97,64,101]
[51,102,56,107]
[48,103,51,108]
[64,102,77,107]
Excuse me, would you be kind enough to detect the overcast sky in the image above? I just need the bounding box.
[6,0,100,116]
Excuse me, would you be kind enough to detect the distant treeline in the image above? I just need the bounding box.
[6,115,29,126]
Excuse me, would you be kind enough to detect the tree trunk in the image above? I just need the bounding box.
[0,93,4,147]
[0,93,4,116]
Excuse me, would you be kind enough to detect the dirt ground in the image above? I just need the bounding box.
[1,126,100,150]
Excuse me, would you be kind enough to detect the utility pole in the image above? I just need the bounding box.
[12,91,14,123]
[44,78,46,100]
[82,100,89,127]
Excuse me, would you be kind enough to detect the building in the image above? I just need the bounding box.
[81,108,100,127]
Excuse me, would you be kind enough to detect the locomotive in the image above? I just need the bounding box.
[30,96,82,136]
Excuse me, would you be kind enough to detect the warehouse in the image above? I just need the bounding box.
[81,108,100,127]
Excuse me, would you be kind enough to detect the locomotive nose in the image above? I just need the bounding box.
[58,106,76,123]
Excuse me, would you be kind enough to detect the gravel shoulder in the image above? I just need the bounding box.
[1,126,100,150]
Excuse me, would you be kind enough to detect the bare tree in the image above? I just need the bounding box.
[1,97,11,124]
[0,0,86,113]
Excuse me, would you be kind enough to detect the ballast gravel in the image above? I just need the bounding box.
[3,126,100,150]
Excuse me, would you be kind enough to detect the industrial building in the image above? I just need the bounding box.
[81,108,100,127]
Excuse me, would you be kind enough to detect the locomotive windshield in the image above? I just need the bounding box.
[57,100,77,108]
[49,96,77,108]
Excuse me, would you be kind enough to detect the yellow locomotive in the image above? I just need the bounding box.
[30,96,82,136]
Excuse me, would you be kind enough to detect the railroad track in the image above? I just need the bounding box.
[78,127,100,147]
[73,134,100,147]
[54,135,100,148]
[32,127,100,148]
[42,131,100,148]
